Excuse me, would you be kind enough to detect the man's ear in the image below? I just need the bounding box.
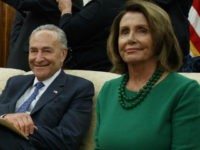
[61,48,68,63]
[63,47,73,65]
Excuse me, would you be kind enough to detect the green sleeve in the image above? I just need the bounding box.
[172,81,200,149]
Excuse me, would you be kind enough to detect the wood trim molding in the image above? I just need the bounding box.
[0,2,15,67]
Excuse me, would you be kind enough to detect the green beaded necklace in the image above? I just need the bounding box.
[119,68,164,109]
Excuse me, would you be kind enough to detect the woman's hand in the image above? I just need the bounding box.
[56,0,72,16]
[3,113,36,137]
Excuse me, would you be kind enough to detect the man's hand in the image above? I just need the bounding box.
[3,113,36,136]
[56,0,72,16]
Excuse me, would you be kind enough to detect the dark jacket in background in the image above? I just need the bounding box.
[59,0,126,71]
[154,0,193,66]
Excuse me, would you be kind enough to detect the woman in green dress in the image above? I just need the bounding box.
[94,0,200,149]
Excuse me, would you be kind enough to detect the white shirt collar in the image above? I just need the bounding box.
[33,69,61,87]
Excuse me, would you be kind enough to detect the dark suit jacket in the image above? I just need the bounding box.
[154,0,193,60]
[59,0,126,71]
[2,0,83,71]
[0,71,94,150]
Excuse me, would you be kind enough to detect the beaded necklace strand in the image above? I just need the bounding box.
[119,68,164,109]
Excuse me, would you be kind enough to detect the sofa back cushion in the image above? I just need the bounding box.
[0,68,25,94]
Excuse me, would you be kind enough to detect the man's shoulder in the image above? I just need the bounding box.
[58,71,94,94]
[8,74,34,82]
[62,71,93,86]
[4,74,34,89]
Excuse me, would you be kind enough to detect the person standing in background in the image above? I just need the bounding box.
[152,0,194,71]
[1,0,83,71]
[57,0,126,71]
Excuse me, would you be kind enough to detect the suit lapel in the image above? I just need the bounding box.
[31,71,67,114]
[9,75,35,112]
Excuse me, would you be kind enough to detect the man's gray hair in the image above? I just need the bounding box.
[30,24,68,49]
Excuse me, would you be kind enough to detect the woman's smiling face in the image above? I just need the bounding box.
[118,11,156,66]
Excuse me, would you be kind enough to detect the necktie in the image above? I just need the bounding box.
[17,82,44,113]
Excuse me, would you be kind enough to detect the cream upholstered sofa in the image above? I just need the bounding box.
[0,68,200,150]
[0,68,119,150]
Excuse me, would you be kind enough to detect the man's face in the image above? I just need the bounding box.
[29,30,67,81]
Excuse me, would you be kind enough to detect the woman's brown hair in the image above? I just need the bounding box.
[107,0,183,74]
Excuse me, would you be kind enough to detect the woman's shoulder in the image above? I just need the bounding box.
[104,75,124,85]
[166,72,199,86]
[98,75,123,92]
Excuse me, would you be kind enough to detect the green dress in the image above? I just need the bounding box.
[94,72,200,150]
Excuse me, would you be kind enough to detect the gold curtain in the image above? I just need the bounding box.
[0,2,15,67]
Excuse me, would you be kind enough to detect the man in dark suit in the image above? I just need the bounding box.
[0,24,94,150]
[1,0,83,71]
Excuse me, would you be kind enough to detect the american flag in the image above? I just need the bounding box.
[189,0,200,57]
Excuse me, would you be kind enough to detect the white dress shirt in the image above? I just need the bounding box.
[15,69,61,113]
